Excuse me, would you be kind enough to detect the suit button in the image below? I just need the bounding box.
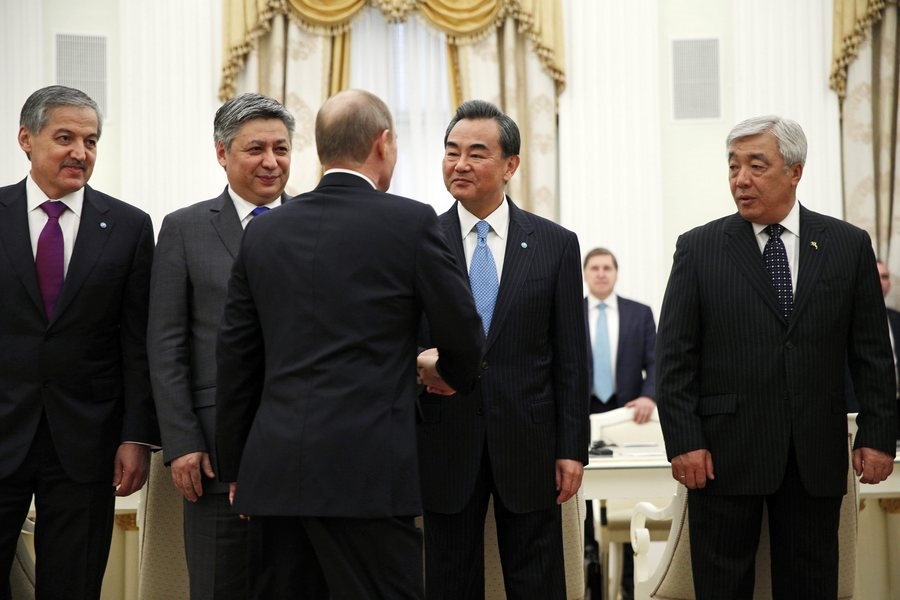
[476,407,484,416]
[481,361,489,370]
[785,341,794,349]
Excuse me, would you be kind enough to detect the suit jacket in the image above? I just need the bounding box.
[215,172,483,517]
[148,188,289,494]
[656,205,897,497]
[586,295,656,405]
[889,307,900,437]
[417,198,590,514]
[0,179,158,482]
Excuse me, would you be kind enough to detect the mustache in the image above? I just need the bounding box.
[61,160,86,170]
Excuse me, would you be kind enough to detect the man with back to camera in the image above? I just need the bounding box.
[0,85,157,600]
[147,93,294,599]
[416,99,589,599]
[656,115,897,598]
[582,246,657,600]
[214,89,484,599]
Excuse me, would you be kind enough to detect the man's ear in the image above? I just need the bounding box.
[216,140,228,169]
[18,127,33,160]
[503,154,521,183]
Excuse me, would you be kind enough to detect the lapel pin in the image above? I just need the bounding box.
[520,242,528,249]
[810,241,818,250]
[100,222,108,229]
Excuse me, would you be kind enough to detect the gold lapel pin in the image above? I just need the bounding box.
[810,241,818,250]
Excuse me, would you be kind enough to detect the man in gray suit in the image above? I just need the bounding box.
[147,93,294,599]
[656,115,897,598]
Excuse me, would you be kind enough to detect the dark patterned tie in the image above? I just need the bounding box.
[763,224,793,319]
[35,201,67,319]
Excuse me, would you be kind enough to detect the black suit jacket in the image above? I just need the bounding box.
[656,206,897,497]
[148,188,289,494]
[586,295,656,405]
[417,198,590,514]
[0,179,157,482]
[215,173,483,517]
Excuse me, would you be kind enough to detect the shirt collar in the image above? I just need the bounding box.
[457,196,510,239]
[751,200,801,238]
[228,187,282,222]
[324,168,377,190]
[588,292,618,311]
[26,175,84,217]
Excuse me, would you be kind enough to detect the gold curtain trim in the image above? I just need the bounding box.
[220,0,565,100]
[829,0,887,99]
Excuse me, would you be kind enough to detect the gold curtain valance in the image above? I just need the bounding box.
[219,0,565,100]
[829,0,887,99]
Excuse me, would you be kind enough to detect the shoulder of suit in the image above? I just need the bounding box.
[85,185,150,220]
[164,193,229,222]
[616,295,652,311]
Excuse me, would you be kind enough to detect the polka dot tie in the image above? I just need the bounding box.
[469,220,499,335]
[763,224,793,320]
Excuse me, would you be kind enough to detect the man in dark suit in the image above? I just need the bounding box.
[0,85,157,600]
[214,89,483,599]
[656,115,897,598]
[876,260,900,434]
[582,246,656,599]
[416,100,589,599]
[147,93,294,599]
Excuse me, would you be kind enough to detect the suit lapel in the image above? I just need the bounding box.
[791,206,827,329]
[0,180,44,316]
[615,298,630,380]
[486,199,534,351]
[440,205,468,280]
[210,188,244,259]
[53,186,112,321]
[723,213,785,323]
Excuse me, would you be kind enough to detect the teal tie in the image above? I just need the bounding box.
[469,220,499,335]
[593,302,613,402]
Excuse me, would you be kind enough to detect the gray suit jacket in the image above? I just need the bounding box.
[148,187,286,493]
[656,206,897,497]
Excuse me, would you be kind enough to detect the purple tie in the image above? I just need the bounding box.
[35,201,67,318]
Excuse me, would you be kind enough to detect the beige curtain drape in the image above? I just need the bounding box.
[831,1,900,296]
[220,0,565,218]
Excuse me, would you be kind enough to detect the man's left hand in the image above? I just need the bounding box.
[555,458,583,504]
[624,396,656,424]
[112,443,150,496]
[853,447,895,484]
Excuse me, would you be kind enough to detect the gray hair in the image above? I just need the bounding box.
[315,89,394,165]
[20,85,102,137]
[726,115,807,167]
[214,93,296,150]
[444,100,520,158]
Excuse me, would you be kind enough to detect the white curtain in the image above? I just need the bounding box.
[349,7,452,211]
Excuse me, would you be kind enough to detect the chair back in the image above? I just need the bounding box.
[634,421,860,599]
[591,407,666,450]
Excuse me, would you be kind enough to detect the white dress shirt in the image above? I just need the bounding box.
[26,175,83,276]
[752,199,801,293]
[228,187,283,229]
[588,292,619,389]
[457,196,509,280]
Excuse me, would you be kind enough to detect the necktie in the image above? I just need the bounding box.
[469,220,499,335]
[593,302,614,402]
[763,224,793,320]
[250,206,270,218]
[35,201,67,319]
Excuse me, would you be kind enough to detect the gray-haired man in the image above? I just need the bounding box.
[147,93,295,599]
